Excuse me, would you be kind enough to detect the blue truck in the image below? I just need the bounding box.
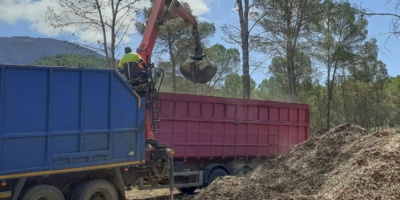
[0,64,175,200]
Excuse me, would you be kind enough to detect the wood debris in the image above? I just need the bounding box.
[194,124,400,200]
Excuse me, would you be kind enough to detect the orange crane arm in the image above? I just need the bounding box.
[136,0,197,66]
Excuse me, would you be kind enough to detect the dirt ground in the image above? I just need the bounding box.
[125,188,197,200]
[127,124,400,200]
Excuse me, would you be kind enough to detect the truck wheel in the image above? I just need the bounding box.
[20,184,65,200]
[71,180,118,200]
[205,168,228,187]
[177,187,197,194]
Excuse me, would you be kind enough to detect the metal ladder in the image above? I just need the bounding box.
[148,91,161,134]
[147,67,164,134]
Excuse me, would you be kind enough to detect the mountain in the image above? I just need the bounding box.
[0,36,104,64]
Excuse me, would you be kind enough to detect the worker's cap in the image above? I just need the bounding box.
[125,47,132,53]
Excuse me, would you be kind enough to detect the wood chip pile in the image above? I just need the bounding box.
[194,124,400,200]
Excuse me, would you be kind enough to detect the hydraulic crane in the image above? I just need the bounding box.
[132,0,217,146]
[137,0,216,84]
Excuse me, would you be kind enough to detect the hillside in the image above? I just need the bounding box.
[31,54,109,69]
[0,36,103,64]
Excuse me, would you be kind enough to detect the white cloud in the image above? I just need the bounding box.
[0,0,212,43]
[182,0,213,16]
[198,17,209,22]
[0,0,60,36]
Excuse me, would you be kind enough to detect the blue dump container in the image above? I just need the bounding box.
[0,64,146,178]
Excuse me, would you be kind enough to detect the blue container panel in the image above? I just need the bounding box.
[112,76,141,129]
[0,64,146,176]
[2,137,47,171]
[3,68,49,134]
[52,70,80,132]
[83,71,110,130]
[50,135,80,154]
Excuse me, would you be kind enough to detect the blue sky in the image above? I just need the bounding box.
[0,0,399,84]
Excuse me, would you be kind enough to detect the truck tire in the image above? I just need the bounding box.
[20,184,65,200]
[177,187,197,194]
[205,168,228,187]
[70,180,118,200]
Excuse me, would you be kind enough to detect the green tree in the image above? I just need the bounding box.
[348,39,388,83]
[234,0,252,99]
[257,0,320,102]
[222,74,256,98]
[30,54,109,69]
[387,76,400,127]
[255,78,287,101]
[200,44,241,95]
[221,0,269,99]
[314,0,368,128]
[263,51,313,101]
[342,39,389,130]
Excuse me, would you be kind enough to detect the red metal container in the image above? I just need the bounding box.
[155,93,310,160]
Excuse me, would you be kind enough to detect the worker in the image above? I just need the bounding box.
[118,47,149,81]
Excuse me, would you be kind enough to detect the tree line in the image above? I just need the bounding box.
[42,0,400,134]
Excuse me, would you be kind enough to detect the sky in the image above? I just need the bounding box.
[0,0,399,84]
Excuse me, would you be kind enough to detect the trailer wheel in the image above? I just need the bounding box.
[177,187,197,194]
[205,168,228,187]
[20,184,65,200]
[70,180,118,200]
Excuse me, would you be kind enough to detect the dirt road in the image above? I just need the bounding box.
[126,188,197,200]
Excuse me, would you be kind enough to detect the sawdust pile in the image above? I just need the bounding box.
[194,124,400,200]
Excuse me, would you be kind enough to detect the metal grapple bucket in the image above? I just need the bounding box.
[180,56,217,84]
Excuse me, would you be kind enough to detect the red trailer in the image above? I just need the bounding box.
[139,93,310,193]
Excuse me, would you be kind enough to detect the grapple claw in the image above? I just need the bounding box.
[180,55,217,84]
